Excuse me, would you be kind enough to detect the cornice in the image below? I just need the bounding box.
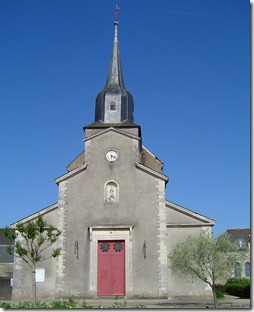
[167,223,215,228]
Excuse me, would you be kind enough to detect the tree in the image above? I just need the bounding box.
[4,215,61,306]
[168,232,241,308]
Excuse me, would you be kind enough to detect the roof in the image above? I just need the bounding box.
[0,245,14,263]
[0,229,13,245]
[0,229,14,263]
[227,228,250,242]
[165,200,216,226]
[135,162,168,183]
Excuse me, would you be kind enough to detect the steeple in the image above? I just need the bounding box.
[95,5,134,123]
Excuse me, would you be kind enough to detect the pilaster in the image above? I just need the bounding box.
[55,181,68,297]
[156,178,168,297]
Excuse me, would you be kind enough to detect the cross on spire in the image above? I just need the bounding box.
[115,4,120,22]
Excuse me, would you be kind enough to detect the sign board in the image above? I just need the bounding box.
[35,268,45,283]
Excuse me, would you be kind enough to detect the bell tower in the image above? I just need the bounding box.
[95,5,134,124]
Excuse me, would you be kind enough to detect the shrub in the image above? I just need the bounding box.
[0,302,12,308]
[14,301,33,308]
[215,284,225,299]
[0,300,51,309]
[225,278,250,298]
[0,298,147,309]
[226,278,250,286]
[35,301,49,308]
[49,298,77,308]
[79,300,93,308]
[66,297,78,308]
[49,300,66,308]
[112,296,128,308]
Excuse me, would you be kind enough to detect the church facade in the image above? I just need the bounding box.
[11,17,215,301]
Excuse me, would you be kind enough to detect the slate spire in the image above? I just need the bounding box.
[95,6,134,123]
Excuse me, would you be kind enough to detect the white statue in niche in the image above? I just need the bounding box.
[109,187,115,202]
[105,181,118,204]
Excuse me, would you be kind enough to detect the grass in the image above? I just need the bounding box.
[0,297,147,309]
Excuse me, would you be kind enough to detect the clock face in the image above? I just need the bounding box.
[106,150,118,162]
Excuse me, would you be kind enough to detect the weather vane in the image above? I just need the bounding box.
[115,4,120,22]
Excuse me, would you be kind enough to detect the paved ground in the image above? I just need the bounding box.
[0,295,251,309]
[82,295,251,309]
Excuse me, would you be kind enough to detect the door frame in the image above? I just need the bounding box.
[88,225,133,297]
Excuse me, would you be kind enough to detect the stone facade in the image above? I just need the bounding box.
[10,127,215,300]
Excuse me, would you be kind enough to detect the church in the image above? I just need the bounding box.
[10,13,215,301]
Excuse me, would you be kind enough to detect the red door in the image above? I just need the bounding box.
[97,240,125,296]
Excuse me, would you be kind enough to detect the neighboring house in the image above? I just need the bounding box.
[227,228,250,279]
[10,16,216,301]
[0,229,14,299]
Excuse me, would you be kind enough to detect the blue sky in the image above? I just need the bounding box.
[0,0,250,234]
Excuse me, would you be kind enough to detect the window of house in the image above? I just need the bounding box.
[234,262,241,278]
[245,261,250,278]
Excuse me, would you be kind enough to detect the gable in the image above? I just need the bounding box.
[165,200,215,227]
[84,126,140,143]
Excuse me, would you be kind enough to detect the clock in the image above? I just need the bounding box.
[106,150,118,162]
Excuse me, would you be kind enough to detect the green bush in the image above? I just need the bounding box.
[225,278,250,298]
[225,284,250,298]
[215,284,225,299]
[112,296,128,308]
[14,301,33,308]
[0,298,147,309]
[49,298,77,308]
[34,301,49,308]
[49,300,65,308]
[79,300,93,308]
[0,302,12,308]
[226,278,250,286]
